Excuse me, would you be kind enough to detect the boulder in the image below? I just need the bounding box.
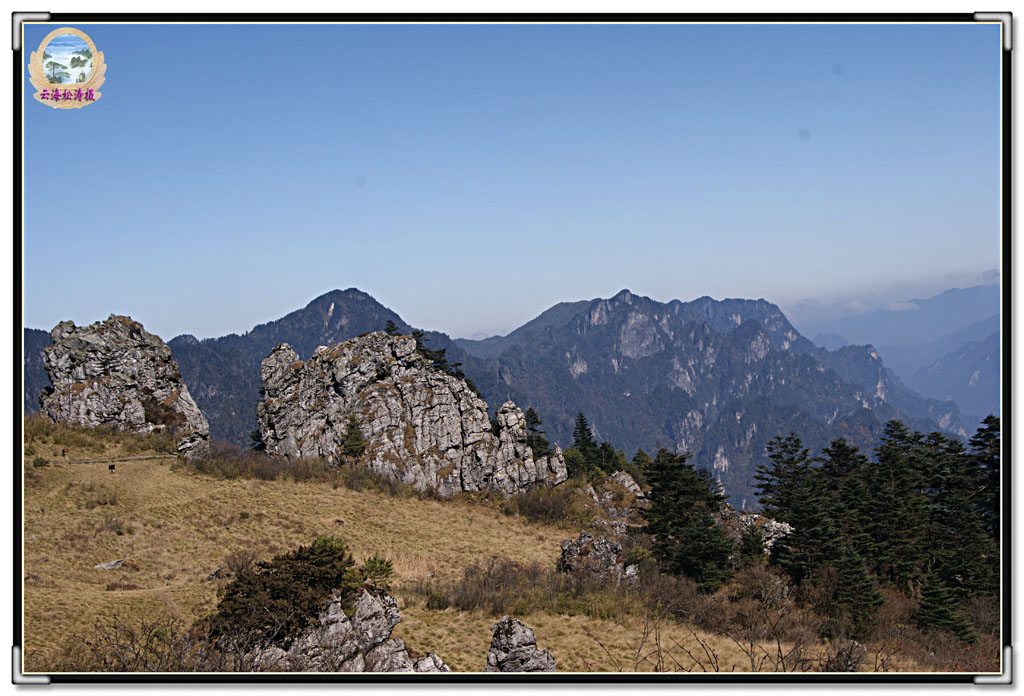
[93,559,124,570]
[557,531,637,584]
[254,589,449,673]
[483,616,556,672]
[256,332,567,497]
[40,315,210,459]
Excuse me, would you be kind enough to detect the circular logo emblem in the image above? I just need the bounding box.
[28,27,106,109]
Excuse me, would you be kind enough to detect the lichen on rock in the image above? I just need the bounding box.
[255,331,567,497]
[251,589,449,673]
[483,616,556,672]
[39,315,210,458]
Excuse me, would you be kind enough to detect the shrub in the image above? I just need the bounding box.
[208,536,359,649]
[224,549,259,577]
[499,482,595,528]
[361,553,394,593]
[96,514,133,536]
[32,457,47,468]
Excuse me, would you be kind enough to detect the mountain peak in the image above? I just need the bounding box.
[612,289,634,304]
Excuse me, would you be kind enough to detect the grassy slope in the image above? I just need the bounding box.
[22,421,923,674]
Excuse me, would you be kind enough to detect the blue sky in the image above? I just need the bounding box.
[22,22,1002,340]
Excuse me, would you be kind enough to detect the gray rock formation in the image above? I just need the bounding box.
[557,531,637,584]
[40,315,210,458]
[256,332,567,497]
[610,470,643,497]
[483,616,556,672]
[720,508,794,554]
[251,589,448,673]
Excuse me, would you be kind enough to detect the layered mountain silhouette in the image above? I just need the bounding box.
[24,288,987,508]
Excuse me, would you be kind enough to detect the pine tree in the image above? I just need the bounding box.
[342,415,366,459]
[921,432,997,601]
[737,523,766,569]
[755,433,812,523]
[832,537,884,637]
[915,571,977,644]
[969,415,1000,542]
[384,319,399,335]
[643,448,735,592]
[820,439,875,563]
[632,448,652,482]
[865,420,927,591]
[524,407,553,458]
[572,412,597,456]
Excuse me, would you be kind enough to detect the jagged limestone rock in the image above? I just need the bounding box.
[483,616,556,672]
[40,315,210,458]
[719,508,794,554]
[252,589,449,673]
[557,531,637,584]
[256,332,567,497]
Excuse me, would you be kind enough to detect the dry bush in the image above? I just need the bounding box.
[963,595,1000,638]
[500,482,597,528]
[95,514,134,536]
[411,557,623,619]
[50,616,267,672]
[224,549,259,577]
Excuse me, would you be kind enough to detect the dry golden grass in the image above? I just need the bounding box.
[22,426,568,671]
[22,421,930,674]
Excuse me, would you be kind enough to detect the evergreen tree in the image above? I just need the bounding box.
[921,432,997,601]
[643,448,735,592]
[596,441,624,474]
[342,415,366,459]
[572,412,598,458]
[755,433,812,523]
[632,448,652,484]
[524,407,553,458]
[969,415,1000,542]
[737,523,766,569]
[819,439,874,562]
[384,319,399,335]
[915,571,977,644]
[865,420,927,591]
[831,537,884,637]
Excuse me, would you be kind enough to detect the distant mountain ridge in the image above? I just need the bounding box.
[24,287,984,507]
[910,331,1000,421]
[797,285,999,348]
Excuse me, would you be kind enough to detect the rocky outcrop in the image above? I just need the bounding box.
[557,531,637,585]
[40,315,210,458]
[252,590,448,673]
[255,332,567,497]
[720,508,794,554]
[483,616,556,672]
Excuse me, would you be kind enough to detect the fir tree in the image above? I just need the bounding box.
[384,319,399,335]
[643,448,735,592]
[915,571,977,644]
[755,433,812,523]
[632,448,652,482]
[865,420,927,591]
[737,523,766,569]
[572,412,598,457]
[831,537,884,637]
[342,415,366,459]
[524,407,553,458]
[969,415,1000,542]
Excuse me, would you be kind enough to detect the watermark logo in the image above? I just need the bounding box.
[28,27,105,109]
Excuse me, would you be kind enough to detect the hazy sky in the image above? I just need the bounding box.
[22,22,1002,340]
